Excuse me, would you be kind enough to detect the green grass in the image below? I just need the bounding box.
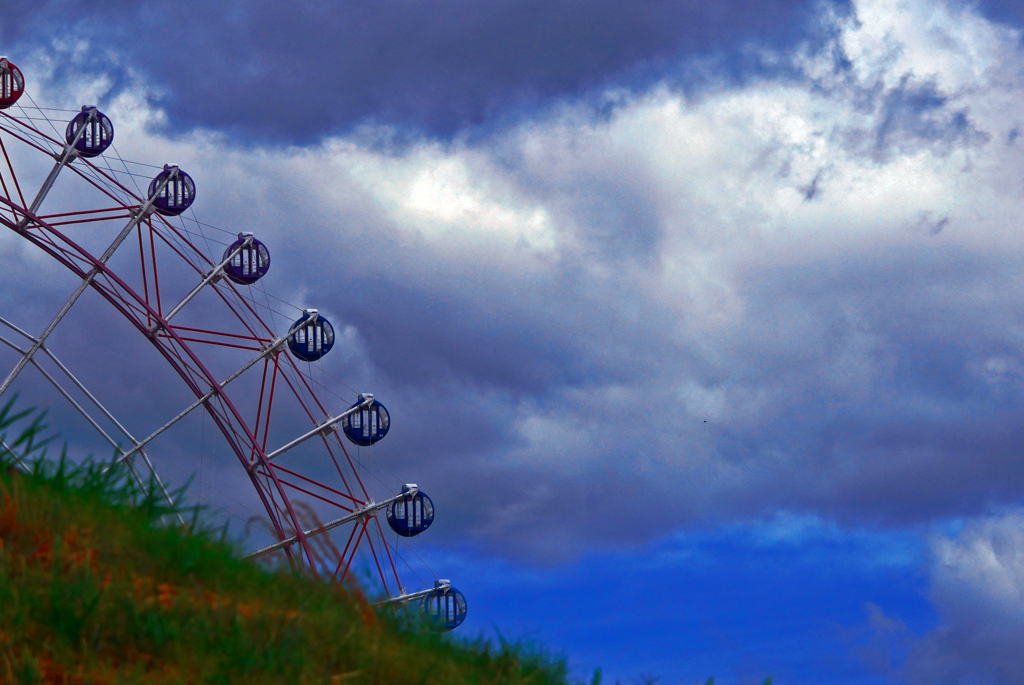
[0,399,770,685]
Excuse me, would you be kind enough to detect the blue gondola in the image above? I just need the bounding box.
[387,484,434,537]
[65,106,113,158]
[222,232,270,284]
[0,58,25,110]
[287,309,334,361]
[342,394,389,447]
[421,580,467,630]
[148,165,196,216]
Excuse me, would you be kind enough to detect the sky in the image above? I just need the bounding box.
[4,0,1024,682]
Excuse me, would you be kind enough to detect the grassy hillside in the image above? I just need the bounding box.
[0,401,770,685]
[0,401,575,685]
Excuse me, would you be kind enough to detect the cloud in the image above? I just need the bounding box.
[1,0,847,142]
[900,511,1024,684]
[6,0,1024,566]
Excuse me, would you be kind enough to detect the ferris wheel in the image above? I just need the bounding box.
[0,56,468,630]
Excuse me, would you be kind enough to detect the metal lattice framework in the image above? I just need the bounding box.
[0,58,465,621]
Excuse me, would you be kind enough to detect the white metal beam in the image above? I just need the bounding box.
[157,235,253,327]
[244,487,416,559]
[263,394,373,463]
[376,581,451,607]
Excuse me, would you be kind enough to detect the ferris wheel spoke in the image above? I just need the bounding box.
[135,225,158,328]
[0,119,61,161]
[36,207,135,228]
[251,357,273,459]
[0,177,18,225]
[330,523,361,581]
[266,475,354,511]
[363,525,392,598]
[243,490,414,560]
[168,326,271,345]
[337,520,369,584]
[246,472,293,552]
[21,227,92,270]
[258,355,280,455]
[160,235,254,325]
[146,218,164,316]
[1,438,30,473]
[0,171,22,226]
[262,395,373,463]
[161,334,261,352]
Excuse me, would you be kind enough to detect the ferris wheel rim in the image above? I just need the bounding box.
[0,195,319,567]
[0,93,429,598]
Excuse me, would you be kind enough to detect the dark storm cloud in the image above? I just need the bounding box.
[3,0,847,142]
[284,199,1024,558]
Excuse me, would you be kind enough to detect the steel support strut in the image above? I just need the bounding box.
[13,108,96,233]
[0,439,31,473]
[244,487,417,559]
[157,234,253,326]
[376,582,451,607]
[0,169,180,399]
[263,395,373,463]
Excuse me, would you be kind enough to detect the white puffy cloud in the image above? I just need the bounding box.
[904,512,1024,684]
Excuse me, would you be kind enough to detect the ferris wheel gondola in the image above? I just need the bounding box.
[148,165,196,216]
[288,309,335,361]
[387,484,434,537]
[342,393,390,446]
[222,232,271,284]
[65,106,114,158]
[0,58,24,110]
[422,580,468,630]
